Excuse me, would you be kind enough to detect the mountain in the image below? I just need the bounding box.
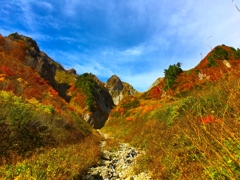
[148,77,163,90]
[0,32,105,178]
[5,33,115,129]
[1,32,240,179]
[144,45,240,100]
[105,74,139,105]
[102,45,240,179]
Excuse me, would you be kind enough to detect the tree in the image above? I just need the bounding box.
[164,62,183,90]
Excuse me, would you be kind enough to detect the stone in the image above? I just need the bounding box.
[101,159,110,166]
[223,60,231,68]
[82,132,152,180]
[101,170,110,179]
[102,151,111,160]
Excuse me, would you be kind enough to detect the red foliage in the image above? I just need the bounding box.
[68,106,74,112]
[126,117,135,121]
[198,115,222,124]
[0,66,15,76]
[120,107,125,115]
[49,88,59,97]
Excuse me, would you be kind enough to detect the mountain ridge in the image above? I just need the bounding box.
[1,32,240,179]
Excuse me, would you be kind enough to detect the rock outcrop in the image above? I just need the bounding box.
[105,75,138,105]
[75,73,114,129]
[8,33,114,129]
[8,32,64,87]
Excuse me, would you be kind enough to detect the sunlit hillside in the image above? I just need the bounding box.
[1,32,240,179]
[0,33,102,179]
[102,46,240,179]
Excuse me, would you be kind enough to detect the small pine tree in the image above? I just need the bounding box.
[164,62,183,90]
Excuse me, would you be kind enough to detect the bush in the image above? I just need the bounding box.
[213,47,228,60]
[234,48,240,59]
[0,91,55,160]
[121,97,140,109]
[207,55,218,67]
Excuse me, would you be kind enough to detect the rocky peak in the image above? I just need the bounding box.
[105,74,123,92]
[67,68,77,75]
[8,33,65,87]
[8,32,40,56]
[105,75,138,105]
[75,73,115,129]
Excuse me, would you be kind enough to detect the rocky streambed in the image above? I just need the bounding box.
[82,131,152,180]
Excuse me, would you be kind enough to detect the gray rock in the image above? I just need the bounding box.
[82,132,152,180]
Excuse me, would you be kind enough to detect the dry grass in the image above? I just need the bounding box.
[102,73,240,179]
[0,91,102,179]
[0,135,101,179]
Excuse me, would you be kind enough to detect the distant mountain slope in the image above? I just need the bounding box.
[145,45,240,100]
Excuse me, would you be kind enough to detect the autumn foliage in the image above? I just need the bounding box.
[102,45,240,179]
[0,34,102,179]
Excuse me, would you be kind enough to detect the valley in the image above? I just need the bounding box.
[0,33,240,179]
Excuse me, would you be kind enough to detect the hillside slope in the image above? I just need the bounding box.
[0,33,104,179]
[1,32,240,179]
[4,32,115,129]
[102,45,240,179]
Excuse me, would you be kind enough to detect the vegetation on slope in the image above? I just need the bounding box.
[0,34,102,178]
[103,74,240,179]
[102,46,240,179]
[1,31,240,179]
[164,62,183,91]
[0,90,101,179]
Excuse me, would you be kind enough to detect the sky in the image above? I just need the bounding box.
[0,0,240,92]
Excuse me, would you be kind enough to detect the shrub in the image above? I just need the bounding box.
[234,48,240,59]
[207,55,218,67]
[121,97,140,109]
[0,91,55,160]
[213,47,229,60]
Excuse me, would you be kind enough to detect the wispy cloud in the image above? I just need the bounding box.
[1,0,240,91]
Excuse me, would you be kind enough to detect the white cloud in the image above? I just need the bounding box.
[2,0,240,92]
[36,1,53,12]
[121,46,144,56]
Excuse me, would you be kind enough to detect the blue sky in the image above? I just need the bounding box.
[0,0,240,92]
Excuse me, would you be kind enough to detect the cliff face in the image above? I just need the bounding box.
[8,33,64,87]
[75,73,115,129]
[6,33,114,129]
[105,75,138,105]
